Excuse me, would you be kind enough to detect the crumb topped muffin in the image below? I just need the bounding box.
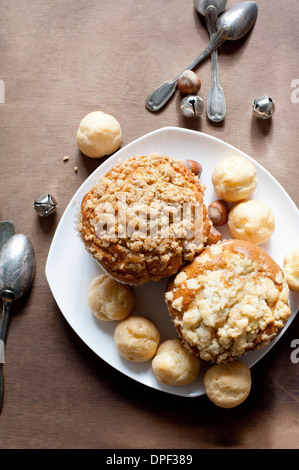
[78,153,211,284]
[165,239,291,363]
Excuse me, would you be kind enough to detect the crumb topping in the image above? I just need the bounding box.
[166,244,291,363]
[79,153,211,283]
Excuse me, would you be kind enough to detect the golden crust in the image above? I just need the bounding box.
[283,247,299,292]
[204,360,251,408]
[88,274,136,321]
[165,239,291,363]
[79,153,211,284]
[152,339,201,386]
[211,155,257,203]
[228,200,275,245]
[114,315,160,362]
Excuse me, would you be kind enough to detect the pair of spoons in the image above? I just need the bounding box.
[0,221,35,410]
[145,1,258,120]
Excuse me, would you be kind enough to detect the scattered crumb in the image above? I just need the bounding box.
[74,166,78,173]
[63,156,70,162]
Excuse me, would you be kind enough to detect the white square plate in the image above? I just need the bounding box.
[46,127,299,397]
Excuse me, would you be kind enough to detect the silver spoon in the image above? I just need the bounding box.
[0,221,15,251]
[0,234,35,410]
[145,1,258,112]
[194,1,227,122]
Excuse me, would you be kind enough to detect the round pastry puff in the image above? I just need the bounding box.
[283,247,299,292]
[114,315,160,362]
[228,200,275,245]
[204,360,251,408]
[165,239,291,364]
[88,274,136,321]
[79,153,211,285]
[152,339,201,386]
[76,111,122,158]
[211,155,257,203]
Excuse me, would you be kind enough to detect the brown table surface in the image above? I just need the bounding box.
[0,0,299,450]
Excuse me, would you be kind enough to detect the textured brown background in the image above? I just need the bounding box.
[0,0,298,449]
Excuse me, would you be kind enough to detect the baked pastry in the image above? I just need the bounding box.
[114,315,160,362]
[204,360,251,408]
[211,155,257,202]
[228,200,275,245]
[165,239,291,363]
[283,247,299,292]
[152,339,201,386]
[88,274,135,321]
[76,111,122,158]
[79,153,211,285]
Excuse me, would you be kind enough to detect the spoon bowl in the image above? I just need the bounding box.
[0,233,35,410]
[217,1,258,40]
[0,234,35,301]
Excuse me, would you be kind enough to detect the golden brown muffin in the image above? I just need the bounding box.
[165,239,291,364]
[78,153,211,285]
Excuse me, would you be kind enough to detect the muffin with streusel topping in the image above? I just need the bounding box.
[78,153,211,284]
[165,239,291,363]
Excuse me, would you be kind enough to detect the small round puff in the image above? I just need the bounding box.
[152,339,201,386]
[204,361,251,408]
[114,315,160,362]
[76,111,122,158]
[212,155,257,202]
[228,200,275,245]
[283,248,299,292]
[88,274,135,321]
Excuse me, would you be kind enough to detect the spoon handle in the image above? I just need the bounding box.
[145,26,229,112]
[0,300,11,411]
[205,6,226,122]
